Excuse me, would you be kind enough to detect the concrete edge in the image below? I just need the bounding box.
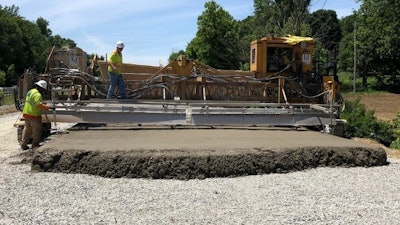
[31,146,388,180]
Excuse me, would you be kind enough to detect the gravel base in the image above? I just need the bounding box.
[2,113,400,224]
[2,156,400,224]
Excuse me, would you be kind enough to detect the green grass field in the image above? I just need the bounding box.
[1,94,14,106]
[338,72,379,93]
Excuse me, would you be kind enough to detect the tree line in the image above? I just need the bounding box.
[173,0,400,92]
[1,1,399,91]
[0,5,76,86]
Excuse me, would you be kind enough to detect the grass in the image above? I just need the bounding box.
[1,94,15,106]
[0,94,18,115]
[338,71,379,93]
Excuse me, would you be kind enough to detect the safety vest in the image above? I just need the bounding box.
[107,50,123,74]
[23,88,43,117]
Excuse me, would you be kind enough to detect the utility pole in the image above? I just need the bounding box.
[353,14,357,93]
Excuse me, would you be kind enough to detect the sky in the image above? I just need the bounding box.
[3,0,360,66]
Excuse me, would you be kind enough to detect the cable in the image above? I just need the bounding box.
[41,63,334,103]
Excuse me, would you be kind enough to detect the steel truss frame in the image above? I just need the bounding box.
[43,99,339,131]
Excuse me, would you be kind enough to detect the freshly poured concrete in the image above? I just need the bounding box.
[32,127,387,179]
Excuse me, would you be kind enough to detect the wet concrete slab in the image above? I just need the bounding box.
[31,127,388,179]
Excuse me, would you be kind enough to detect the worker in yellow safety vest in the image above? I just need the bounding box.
[107,41,126,99]
[21,80,51,150]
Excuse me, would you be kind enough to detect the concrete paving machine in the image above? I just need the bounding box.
[14,35,344,142]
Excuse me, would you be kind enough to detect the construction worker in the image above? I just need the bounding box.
[107,41,126,99]
[21,80,51,150]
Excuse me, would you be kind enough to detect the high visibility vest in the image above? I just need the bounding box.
[107,50,123,74]
[22,88,43,117]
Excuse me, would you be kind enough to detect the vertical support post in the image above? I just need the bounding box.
[51,89,57,131]
[326,81,334,134]
[278,77,285,103]
[185,107,192,125]
[353,16,357,94]
[202,85,206,101]
[163,88,166,100]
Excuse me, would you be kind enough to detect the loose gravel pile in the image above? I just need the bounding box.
[1,112,400,224]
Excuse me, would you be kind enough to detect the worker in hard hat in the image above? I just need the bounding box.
[107,41,126,99]
[21,80,51,150]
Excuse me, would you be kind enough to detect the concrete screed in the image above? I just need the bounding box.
[31,126,387,180]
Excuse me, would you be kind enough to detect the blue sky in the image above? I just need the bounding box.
[3,0,360,66]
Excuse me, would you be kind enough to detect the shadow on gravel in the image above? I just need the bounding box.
[30,146,388,180]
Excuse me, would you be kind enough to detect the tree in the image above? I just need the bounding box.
[237,16,259,70]
[48,34,77,48]
[0,4,18,16]
[308,10,341,57]
[186,37,200,62]
[277,0,311,36]
[0,4,79,85]
[36,17,52,38]
[0,70,5,86]
[307,10,341,75]
[253,0,311,37]
[252,0,274,37]
[186,1,241,70]
[0,5,46,85]
[338,14,356,72]
[357,0,400,90]
[17,19,47,73]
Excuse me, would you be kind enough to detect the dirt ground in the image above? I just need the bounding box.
[0,105,18,115]
[344,92,400,121]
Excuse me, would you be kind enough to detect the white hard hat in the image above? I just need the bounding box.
[35,80,47,89]
[116,41,125,49]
